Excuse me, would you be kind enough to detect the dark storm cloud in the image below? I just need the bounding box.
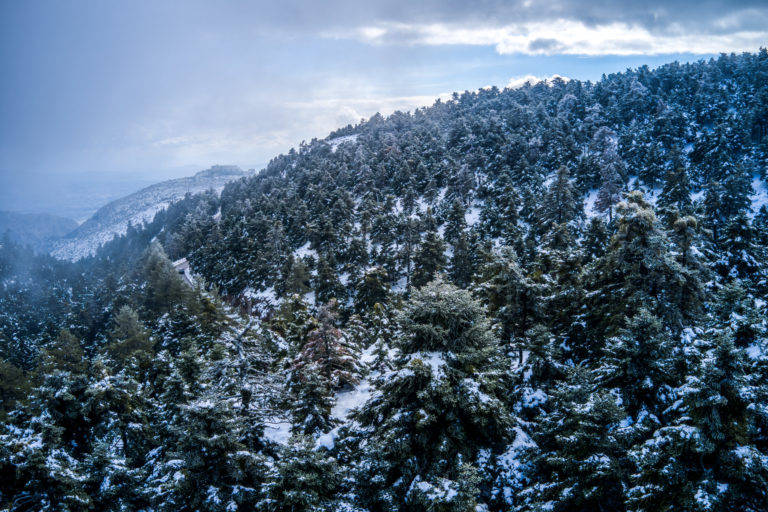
[221,0,767,56]
[528,39,563,53]
[226,0,768,36]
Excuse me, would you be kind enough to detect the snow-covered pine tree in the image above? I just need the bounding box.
[289,300,361,435]
[477,246,540,362]
[411,219,447,290]
[350,278,510,511]
[259,435,343,512]
[586,191,702,342]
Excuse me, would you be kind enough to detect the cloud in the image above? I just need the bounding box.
[128,88,456,172]
[528,38,563,53]
[329,18,768,56]
[230,0,768,38]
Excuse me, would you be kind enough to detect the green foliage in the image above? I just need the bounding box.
[104,305,154,372]
[260,436,342,511]
[587,191,702,339]
[411,228,447,290]
[0,359,29,421]
[352,279,510,511]
[2,51,768,512]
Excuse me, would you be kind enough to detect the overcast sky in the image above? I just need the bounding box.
[1,0,766,217]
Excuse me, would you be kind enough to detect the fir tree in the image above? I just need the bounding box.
[539,165,581,232]
[289,300,361,435]
[259,435,343,511]
[411,228,446,290]
[314,254,346,304]
[105,305,154,371]
[520,367,629,512]
[477,246,540,360]
[628,331,768,512]
[444,197,467,247]
[354,266,390,315]
[351,279,510,511]
[658,167,693,222]
[449,231,474,289]
[586,191,702,340]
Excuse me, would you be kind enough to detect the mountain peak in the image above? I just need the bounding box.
[194,165,245,179]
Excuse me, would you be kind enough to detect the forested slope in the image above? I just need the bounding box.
[1,50,768,511]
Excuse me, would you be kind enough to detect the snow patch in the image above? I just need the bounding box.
[242,287,277,307]
[750,174,768,218]
[315,426,340,450]
[263,421,292,445]
[409,351,447,378]
[332,379,374,421]
[294,241,318,260]
[745,344,763,360]
[327,134,359,153]
[584,189,600,218]
[466,204,482,226]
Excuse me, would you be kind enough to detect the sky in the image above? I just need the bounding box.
[1,0,766,219]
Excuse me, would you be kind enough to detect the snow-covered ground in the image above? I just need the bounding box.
[327,134,359,153]
[583,172,768,221]
[294,241,319,260]
[465,202,482,226]
[263,420,293,445]
[751,174,768,218]
[584,189,600,218]
[332,379,375,422]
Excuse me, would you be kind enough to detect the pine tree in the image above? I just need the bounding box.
[289,300,361,435]
[145,306,271,510]
[658,167,693,222]
[477,246,540,361]
[152,397,264,511]
[539,165,581,233]
[314,254,345,304]
[366,302,396,373]
[586,191,702,341]
[272,293,315,354]
[520,366,629,512]
[281,255,311,297]
[595,309,679,418]
[480,171,521,246]
[721,165,753,218]
[593,128,626,222]
[628,330,768,512]
[354,266,390,315]
[294,300,361,391]
[141,242,190,315]
[720,212,762,280]
[351,279,510,511]
[704,180,729,244]
[444,197,467,247]
[411,228,446,290]
[288,364,338,436]
[449,231,474,288]
[581,216,611,265]
[259,435,343,511]
[595,162,624,222]
[105,305,154,371]
[0,359,29,421]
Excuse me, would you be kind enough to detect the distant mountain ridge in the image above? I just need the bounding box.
[50,165,248,261]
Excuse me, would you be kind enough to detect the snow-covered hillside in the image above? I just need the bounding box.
[50,166,248,261]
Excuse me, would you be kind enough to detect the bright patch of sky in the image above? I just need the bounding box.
[1,0,766,216]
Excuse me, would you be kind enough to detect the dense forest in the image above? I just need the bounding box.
[2,50,768,511]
